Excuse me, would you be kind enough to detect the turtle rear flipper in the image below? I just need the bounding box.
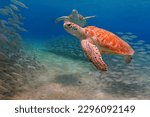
[55,16,69,23]
[124,55,132,64]
[81,39,108,71]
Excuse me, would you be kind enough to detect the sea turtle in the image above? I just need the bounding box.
[55,9,95,27]
[63,21,134,71]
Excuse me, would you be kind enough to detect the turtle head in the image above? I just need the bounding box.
[64,21,85,39]
[72,9,78,15]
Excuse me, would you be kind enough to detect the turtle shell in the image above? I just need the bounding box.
[68,14,86,27]
[84,26,134,55]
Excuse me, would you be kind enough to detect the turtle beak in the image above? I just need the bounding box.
[64,20,70,25]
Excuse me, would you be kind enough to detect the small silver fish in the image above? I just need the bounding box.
[0,20,9,29]
[13,24,27,32]
[126,32,133,35]
[9,4,20,12]
[116,32,124,35]
[0,8,9,16]
[145,44,150,49]
[0,33,9,44]
[3,6,16,18]
[0,33,8,40]
[8,17,23,25]
[138,40,145,43]
[129,35,138,39]
[121,35,132,40]
[11,0,28,9]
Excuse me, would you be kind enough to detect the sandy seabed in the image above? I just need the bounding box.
[11,38,150,100]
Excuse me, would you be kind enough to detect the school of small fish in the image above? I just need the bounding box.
[0,0,44,99]
[0,0,150,99]
[46,32,150,99]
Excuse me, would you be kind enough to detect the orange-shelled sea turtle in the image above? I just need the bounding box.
[64,21,134,71]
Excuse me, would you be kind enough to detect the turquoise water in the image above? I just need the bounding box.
[0,0,150,99]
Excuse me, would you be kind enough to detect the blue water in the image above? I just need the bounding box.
[20,0,150,42]
[1,0,150,99]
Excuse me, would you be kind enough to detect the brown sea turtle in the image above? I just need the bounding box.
[63,21,134,71]
[55,9,95,27]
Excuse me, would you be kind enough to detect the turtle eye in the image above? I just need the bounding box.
[67,24,71,27]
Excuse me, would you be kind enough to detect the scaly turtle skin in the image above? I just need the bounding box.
[55,9,95,27]
[63,21,134,71]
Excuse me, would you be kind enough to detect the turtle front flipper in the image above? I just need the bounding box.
[55,16,69,23]
[84,16,96,20]
[81,40,108,71]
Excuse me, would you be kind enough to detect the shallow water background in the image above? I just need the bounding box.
[12,34,150,99]
[0,0,150,99]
